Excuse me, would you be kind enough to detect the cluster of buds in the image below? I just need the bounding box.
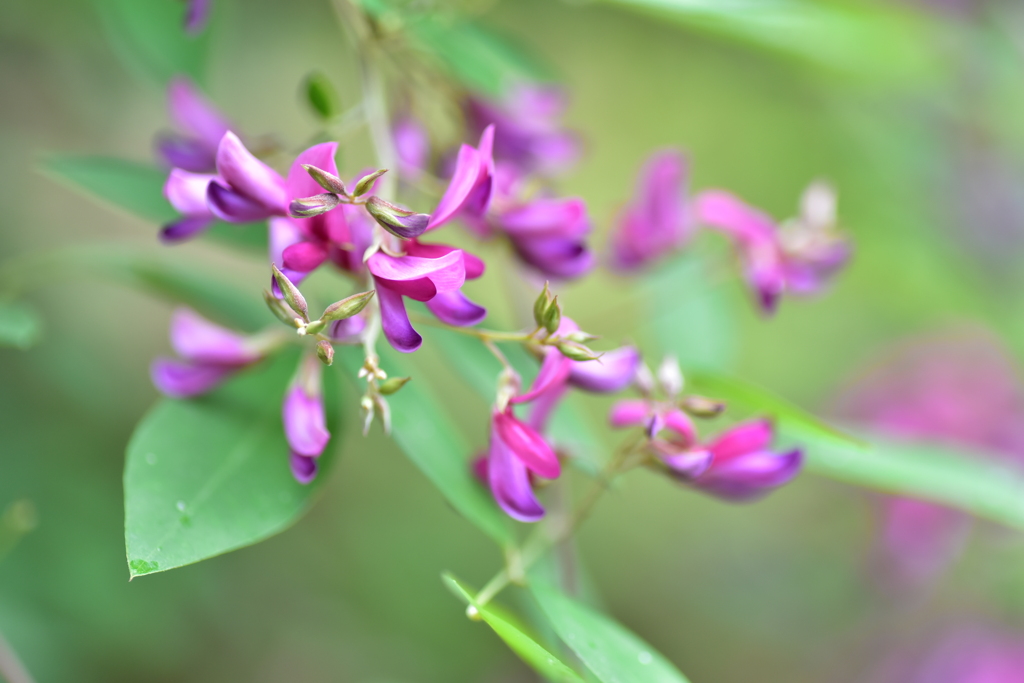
[356,355,410,436]
[531,283,600,362]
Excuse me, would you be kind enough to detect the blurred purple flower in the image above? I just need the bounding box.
[150,308,264,398]
[283,355,330,484]
[465,83,579,176]
[486,407,561,522]
[184,0,213,35]
[157,78,232,173]
[610,150,693,271]
[393,116,430,179]
[162,168,218,242]
[880,626,1024,683]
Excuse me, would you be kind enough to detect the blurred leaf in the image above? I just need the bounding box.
[0,301,42,350]
[442,573,585,683]
[304,71,342,120]
[596,0,939,82]
[531,579,691,683]
[124,349,327,578]
[646,255,738,370]
[406,15,553,96]
[40,155,267,251]
[94,0,209,84]
[337,346,514,544]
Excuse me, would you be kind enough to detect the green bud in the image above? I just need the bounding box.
[543,295,562,335]
[353,169,388,197]
[301,319,328,336]
[557,341,600,362]
[289,192,340,218]
[263,289,301,327]
[316,340,334,366]
[378,376,411,395]
[304,70,341,120]
[302,164,348,195]
[533,281,553,329]
[272,264,308,322]
[321,290,375,322]
[681,395,726,418]
[364,196,429,239]
[564,330,598,343]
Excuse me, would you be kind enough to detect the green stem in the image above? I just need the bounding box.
[408,314,535,342]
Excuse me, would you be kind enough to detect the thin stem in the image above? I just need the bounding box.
[483,338,512,370]
[408,314,535,342]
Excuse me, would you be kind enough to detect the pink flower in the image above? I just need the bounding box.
[283,355,330,484]
[485,408,561,522]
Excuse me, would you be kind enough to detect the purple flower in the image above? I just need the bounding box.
[888,627,1024,683]
[150,308,264,398]
[693,420,803,501]
[393,116,430,178]
[157,78,232,173]
[695,184,850,314]
[283,355,330,484]
[610,150,693,271]
[465,83,579,176]
[427,125,496,231]
[205,131,288,222]
[367,241,486,353]
[486,408,561,522]
[162,168,218,242]
[184,0,213,35]
[609,400,714,479]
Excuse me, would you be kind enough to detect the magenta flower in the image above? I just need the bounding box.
[283,355,330,484]
[184,0,213,35]
[157,78,232,173]
[150,308,265,398]
[695,183,850,314]
[393,116,430,179]
[610,150,693,271]
[427,125,496,231]
[205,131,288,222]
[162,168,218,243]
[693,420,803,500]
[892,627,1024,683]
[465,84,579,176]
[486,407,561,522]
[609,400,713,479]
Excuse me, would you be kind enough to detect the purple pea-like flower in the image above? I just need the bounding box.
[283,354,330,484]
[487,408,561,522]
[150,308,264,398]
[162,168,218,243]
[609,400,714,479]
[427,125,496,231]
[693,420,803,501]
[157,78,232,173]
[205,131,288,222]
[610,149,693,271]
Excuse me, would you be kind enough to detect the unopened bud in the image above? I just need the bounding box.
[272,264,308,322]
[374,393,392,435]
[264,289,300,327]
[564,330,598,343]
[681,394,726,418]
[378,376,411,395]
[289,192,340,218]
[303,164,348,195]
[365,196,429,239]
[533,282,553,328]
[634,362,655,396]
[321,290,375,322]
[543,295,561,335]
[304,70,341,120]
[353,169,388,197]
[657,356,683,397]
[316,340,334,366]
[557,341,600,361]
[302,319,328,336]
[360,395,375,436]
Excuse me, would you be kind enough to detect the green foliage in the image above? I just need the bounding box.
[40,155,267,251]
[94,0,209,85]
[304,71,342,120]
[0,301,42,349]
[531,579,691,683]
[124,349,329,578]
[442,573,585,683]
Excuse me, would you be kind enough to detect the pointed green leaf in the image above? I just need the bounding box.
[125,349,333,577]
[0,301,42,350]
[531,580,691,683]
[442,573,585,683]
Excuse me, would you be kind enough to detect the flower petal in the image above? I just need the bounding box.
[376,283,422,353]
[282,384,330,457]
[514,350,572,404]
[694,448,803,501]
[286,142,339,202]
[282,241,329,273]
[493,410,561,479]
[512,235,594,280]
[157,134,217,173]
[609,399,650,428]
[366,249,465,298]
[207,180,274,222]
[215,131,286,213]
[708,419,775,462]
[150,358,235,398]
[168,77,231,150]
[164,169,216,217]
[489,425,545,523]
[169,308,259,365]
[160,216,214,243]
[425,289,487,327]
[289,451,318,484]
[329,314,366,343]
[568,345,640,393]
[663,408,697,443]
[499,197,588,237]
[660,449,714,480]
[695,190,776,242]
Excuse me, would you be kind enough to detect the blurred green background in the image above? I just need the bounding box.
[4,0,1024,680]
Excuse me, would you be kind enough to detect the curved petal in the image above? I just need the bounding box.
[367,249,465,298]
[183,0,213,35]
[695,190,776,242]
[499,197,588,237]
[640,150,688,243]
[169,308,259,365]
[695,448,803,501]
[489,424,545,522]
[215,131,286,213]
[282,241,329,273]
[609,399,650,428]
[526,382,568,434]
[289,451,318,484]
[286,142,339,201]
[157,134,217,173]
[659,448,714,480]
[425,289,487,327]
[493,410,561,479]
[376,283,422,353]
[329,314,366,343]
[207,180,273,222]
[512,235,594,280]
[742,238,786,315]
[282,384,330,457]
[428,144,480,230]
[168,77,231,150]
[151,358,235,398]
[164,169,216,217]
[394,117,430,176]
[160,216,214,243]
[663,408,697,444]
[513,350,571,404]
[568,345,640,393]
[709,419,775,463]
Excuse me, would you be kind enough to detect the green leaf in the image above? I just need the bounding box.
[94,0,210,84]
[0,301,42,350]
[124,349,330,578]
[337,346,514,545]
[531,580,691,683]
[304,71,342,120]
[442,573,585,683]
[40,156,267,251]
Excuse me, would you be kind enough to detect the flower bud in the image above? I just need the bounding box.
[304,71,341,121]
[264,289,301,327]
[378,376,411,395]
[374,393,392,435]
[681,394,726,417]
[320,290,375,322]
[316,339,334,366]
[557,341,600,361]
[533,282,553,328]
[365,196,430,239]
[564,330,598,343]
[360,395,375,436]
[303,164,348,195]
[289,192,340,218]
[657,356,684,397]
[272,264,308,322]
[353,169,388,197]
[301,319,328,336]
[543,295,561,335]
[634,362,655,396]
